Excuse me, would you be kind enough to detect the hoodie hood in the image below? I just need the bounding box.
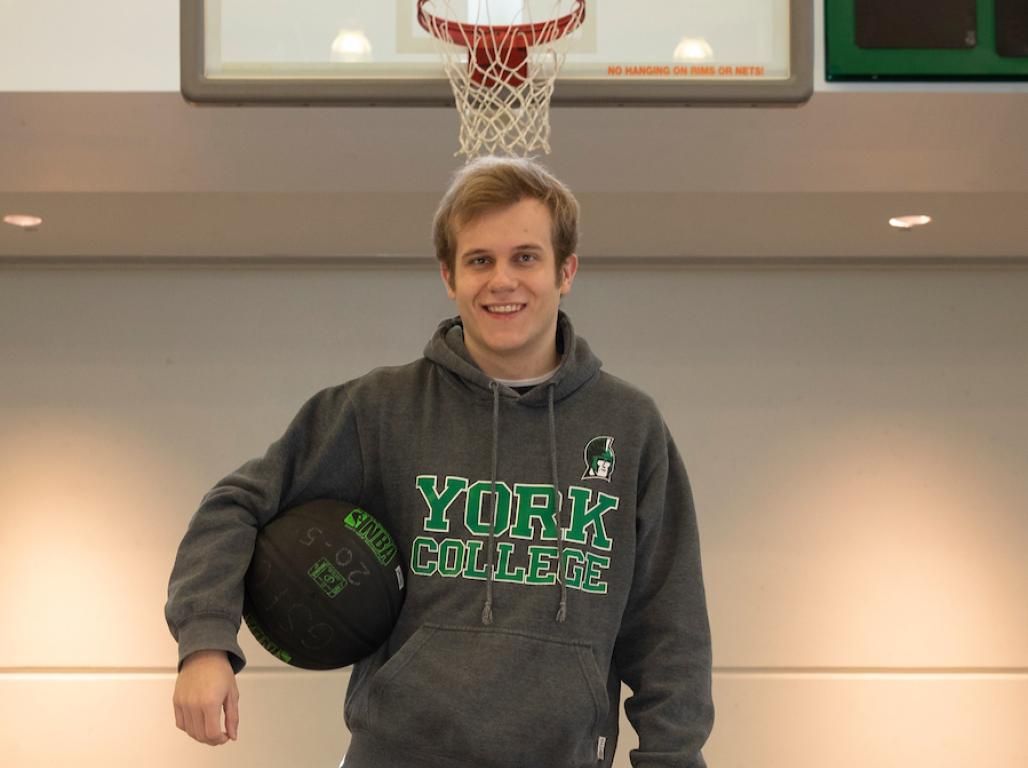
[423,310,602,406]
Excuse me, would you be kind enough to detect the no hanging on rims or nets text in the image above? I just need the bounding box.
[608,65,767,77]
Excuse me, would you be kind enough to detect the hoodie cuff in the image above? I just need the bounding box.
[176,614,247,674]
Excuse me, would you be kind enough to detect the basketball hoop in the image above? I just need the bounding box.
[417,0,586,158]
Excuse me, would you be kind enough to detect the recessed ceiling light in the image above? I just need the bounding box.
[673,38,714,61]
[331,29,373,62]
[889,214,932,230]
[3,214,43,230]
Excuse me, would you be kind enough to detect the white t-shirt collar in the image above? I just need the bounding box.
[493,366,560,388]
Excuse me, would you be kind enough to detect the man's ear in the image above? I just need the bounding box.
[559,253,579,295]
[440,262,456,299]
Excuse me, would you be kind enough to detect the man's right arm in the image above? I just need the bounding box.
[165,384,365,742]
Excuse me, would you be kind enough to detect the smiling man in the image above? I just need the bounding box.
[167,157,713,768]
[440,195,577,380]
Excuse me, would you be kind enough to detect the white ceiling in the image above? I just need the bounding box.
[1,88,1026,263]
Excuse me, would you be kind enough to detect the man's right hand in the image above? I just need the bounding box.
[173,649,240,746]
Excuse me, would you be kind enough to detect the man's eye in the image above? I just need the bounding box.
[516,252,537,262]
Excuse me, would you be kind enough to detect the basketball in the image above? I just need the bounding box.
[243,499,405,670]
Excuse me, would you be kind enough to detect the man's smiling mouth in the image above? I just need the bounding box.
[483,303,526,315]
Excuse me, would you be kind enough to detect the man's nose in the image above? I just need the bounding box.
[487,262,517,290]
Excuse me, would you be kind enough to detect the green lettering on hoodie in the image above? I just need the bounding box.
[415,475,468,532]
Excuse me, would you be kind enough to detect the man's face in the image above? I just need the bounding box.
[441,198,577,380]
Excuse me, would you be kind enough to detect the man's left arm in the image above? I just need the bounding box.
[613,423,714,768]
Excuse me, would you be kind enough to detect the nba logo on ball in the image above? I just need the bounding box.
[243,499,406,670]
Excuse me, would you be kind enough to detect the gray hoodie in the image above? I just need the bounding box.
[166,312,713,768]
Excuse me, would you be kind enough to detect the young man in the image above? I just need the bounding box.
[167,157,713,767]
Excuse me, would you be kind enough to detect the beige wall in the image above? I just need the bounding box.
[1,265,1025,766]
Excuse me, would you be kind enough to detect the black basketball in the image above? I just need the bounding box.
[243,499,405,670]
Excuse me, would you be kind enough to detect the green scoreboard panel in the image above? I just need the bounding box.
[826,0,1028,80]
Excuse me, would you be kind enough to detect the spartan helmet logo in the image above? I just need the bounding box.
[582,436,616,481]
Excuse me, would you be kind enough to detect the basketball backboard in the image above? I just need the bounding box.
[181,0,812,105]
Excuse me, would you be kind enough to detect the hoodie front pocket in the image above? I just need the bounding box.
[368,623,608,768]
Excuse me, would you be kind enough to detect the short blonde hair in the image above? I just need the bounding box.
[433,156,580,285]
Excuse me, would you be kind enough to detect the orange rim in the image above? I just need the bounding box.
[417,0,586,52]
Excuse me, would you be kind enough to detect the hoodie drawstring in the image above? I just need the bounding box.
[549,383,568,624]
[481,381,501,625]
[480,381,567,626]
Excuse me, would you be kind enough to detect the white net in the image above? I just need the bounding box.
[418,0,585,158]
